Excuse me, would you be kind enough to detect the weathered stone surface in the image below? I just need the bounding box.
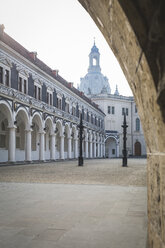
[78,0,165,247]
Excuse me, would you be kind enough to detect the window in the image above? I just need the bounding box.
[112,106,115,114]
[18,76,27,94]
[5,70,9,86]
[47,90,53,105]
[122,107,128,115]
[112,149,115,155]
[72,106,76,116]
[57,97,62,109]
[34,83,41,100]
[0,64,10,86]
[65,102,70,113]
[136,118,140,131]
[135,105,137,113]
[108,106,111,114]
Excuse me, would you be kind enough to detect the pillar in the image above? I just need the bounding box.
[90,141,92,158]
[25,129,32,161]
[68,137,72,159]
[8,126,16,162]
[94,141,96,158]
[39,131,45,161]
[50,133,55,160]
[116,142,120,158]
[74,138,78,158]
[85,139,88,158]
[97,141,99,157]
[60,135,64,159]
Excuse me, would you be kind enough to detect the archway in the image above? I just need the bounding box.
[31,113,43,161]
[0,101,13,162]
[105,136,118,158]
[134,141,141,156]
[15,108,29,161]
[44,117,53,160]
[78,1,165,247]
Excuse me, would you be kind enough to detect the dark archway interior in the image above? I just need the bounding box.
[78,1,165,247]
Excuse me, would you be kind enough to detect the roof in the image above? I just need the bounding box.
[0,27,105,116]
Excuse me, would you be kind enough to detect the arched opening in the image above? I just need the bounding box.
[77,2,165,247]
[15,108,29,161]
[105,136,118,158]
[0,102,13,162]
[55,121,63,160]
[134,141,141,156]
[31,113,42,161]
[44,118,53,160]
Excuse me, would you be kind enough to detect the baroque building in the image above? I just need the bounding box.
[0,25,105,163]
[79,42,146,157]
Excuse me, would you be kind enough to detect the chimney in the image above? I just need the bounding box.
[0,24,5,38]
[68,82,74,88]
[52,70,59,76]
[29,52,37,61]
[80,91,84,96]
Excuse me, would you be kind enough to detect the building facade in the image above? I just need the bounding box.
[79,42,146,157]
[0,25,105,163]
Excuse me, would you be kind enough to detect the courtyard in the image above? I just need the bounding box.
[0,159,147,248]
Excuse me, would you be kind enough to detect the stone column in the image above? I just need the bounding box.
[116,142,120,158]
[90,141,93,158]
[74,138,78,158]
[85,139,88,158]
[97,141,99,158]
[50,133,56,160]
[94,141,96,158]
[25,129,32,161]
[68,137,72,159]
[39,131,45,161]
[8,126,16,162]
[60,135,64,159]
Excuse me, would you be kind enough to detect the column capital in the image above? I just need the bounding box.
[8,125,17,129]
[25,128,32,132]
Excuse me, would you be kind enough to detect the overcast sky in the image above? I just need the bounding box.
[1,0,133,96]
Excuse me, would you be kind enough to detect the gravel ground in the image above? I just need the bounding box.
[0,158,147,186]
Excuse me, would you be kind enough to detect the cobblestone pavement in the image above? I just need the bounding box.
[0,158,146,186]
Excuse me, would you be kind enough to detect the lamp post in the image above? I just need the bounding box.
[122,112,128,167]
[78,113,84,166]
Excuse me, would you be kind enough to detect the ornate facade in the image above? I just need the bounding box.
[79,42,146,157]
[0,25,105,163]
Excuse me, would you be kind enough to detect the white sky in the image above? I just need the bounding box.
[1,0,132,96]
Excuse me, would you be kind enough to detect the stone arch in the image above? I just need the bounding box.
[55,119,63,159]
[78,1,165,246]
[0,100,13,126]
[0,101,13,162]
[15,107,30,161]
[44,117,54,160]
[15,107,29,129]
[105,136,118,158]
[31,112,43,160]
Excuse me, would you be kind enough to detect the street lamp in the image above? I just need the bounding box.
[78,113,84,166]
[122,112,128,167]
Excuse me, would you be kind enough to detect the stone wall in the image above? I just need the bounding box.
[78,0,165,247]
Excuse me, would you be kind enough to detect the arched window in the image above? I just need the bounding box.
[136,118,140,131]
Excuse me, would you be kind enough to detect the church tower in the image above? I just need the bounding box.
[88,41,101,73]
[79,41,111,96]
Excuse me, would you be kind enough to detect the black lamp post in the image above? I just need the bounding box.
[122,112,128,167]
[78,113,84,166]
